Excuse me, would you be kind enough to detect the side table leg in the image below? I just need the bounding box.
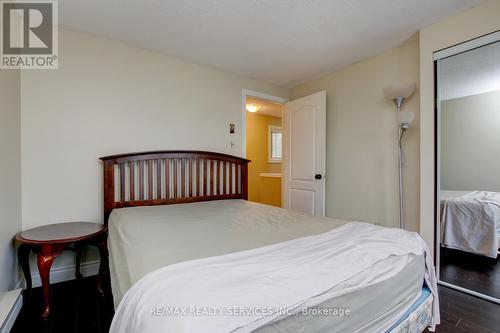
[96,238,110,295]
[75,247,83,279]
[37,251,58,319]
[18,244,32,294]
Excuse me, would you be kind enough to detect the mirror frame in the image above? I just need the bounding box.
[433,31,500,304]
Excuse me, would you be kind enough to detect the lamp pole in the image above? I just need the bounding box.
[395,96,406,230]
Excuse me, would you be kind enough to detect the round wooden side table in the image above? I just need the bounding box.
[15,222,109,319]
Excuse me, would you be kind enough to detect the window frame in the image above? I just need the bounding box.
[268,125,283,163]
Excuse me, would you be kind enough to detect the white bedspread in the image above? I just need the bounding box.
[441,191,500,258]
[108,200,346,306]
[110,222,439,333]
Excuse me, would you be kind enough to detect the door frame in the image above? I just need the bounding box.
[241,89,288,158]
[241,89,288,207]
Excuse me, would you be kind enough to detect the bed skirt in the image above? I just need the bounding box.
[388,287,434,333]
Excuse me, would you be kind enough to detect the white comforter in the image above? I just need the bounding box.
[110,222,439,333]
[441,191,500,258]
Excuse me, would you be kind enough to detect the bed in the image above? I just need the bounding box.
[100,151,439,333]
[440,190,500,258]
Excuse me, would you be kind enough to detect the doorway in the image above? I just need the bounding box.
[242,89,327,215]
[245,95,284,207]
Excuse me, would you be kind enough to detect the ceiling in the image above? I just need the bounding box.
[246,97,282,118]
[60,0,484,88]
[439,40,500,101]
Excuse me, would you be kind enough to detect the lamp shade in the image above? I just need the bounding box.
[383,82,416,100]
[397,110,415,126]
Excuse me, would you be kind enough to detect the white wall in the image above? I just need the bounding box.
[0,69,22,292]
[420,0,500,255]
[291,35,420,231]
[21,29,288,268]
[441,90,500,192]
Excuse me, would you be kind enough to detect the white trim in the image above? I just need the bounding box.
[259,173,282,178]
[268,125,283,163]
[435,60,441,280]
[0,289,22,333]
[22,260,100,289]
[14,279,22,291]
[433,30,500,60]
[438,281,500,304]
[241,89,288,158]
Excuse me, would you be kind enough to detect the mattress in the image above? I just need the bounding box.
[254,254,425,333]
[108,200,427,332]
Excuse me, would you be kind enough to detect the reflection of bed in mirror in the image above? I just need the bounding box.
[440,190,500,258]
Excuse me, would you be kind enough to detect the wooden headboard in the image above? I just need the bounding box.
[100,151,249,224]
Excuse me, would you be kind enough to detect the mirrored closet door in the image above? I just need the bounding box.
[435,33,500,303]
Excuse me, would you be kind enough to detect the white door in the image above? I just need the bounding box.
[283,90,326,216]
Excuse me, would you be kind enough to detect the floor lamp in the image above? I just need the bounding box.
[383,82,416,229]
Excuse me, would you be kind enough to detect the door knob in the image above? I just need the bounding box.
[315,174,322,180]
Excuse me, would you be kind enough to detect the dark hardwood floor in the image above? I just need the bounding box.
[11,276,114,333]
[11,276,500,333]
[428,285,500,333]
[440,247,500,299]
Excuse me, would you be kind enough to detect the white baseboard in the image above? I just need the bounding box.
[0,289,22,333]
[18,261,100,289]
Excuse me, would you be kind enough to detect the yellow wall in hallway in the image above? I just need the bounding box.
[246,112,282,207]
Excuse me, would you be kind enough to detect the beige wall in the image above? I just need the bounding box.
[20,29,288,268]
[246,112,282,207]
[420,0,500,254]
[441,90,500,192]
[292,35,420,231]
[0,69,22,292]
